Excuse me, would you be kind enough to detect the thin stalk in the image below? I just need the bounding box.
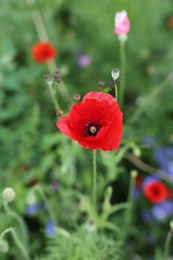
[121,170,137,240]
[0,227,31,260]
[163,226,173,260]
[48,83,60,111]
[114,81,118,102]
[92,150,97,211]
[119,42,126,108]
[33,185,57,226]
[3,201,29,250]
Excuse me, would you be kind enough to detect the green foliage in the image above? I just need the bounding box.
[37,228,124,260]
[0,0,173,259]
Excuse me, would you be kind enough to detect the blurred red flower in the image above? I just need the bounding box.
[143,180,168,204]
[168,17,173,28]
[56,92,123,151]
[32,42,57,63]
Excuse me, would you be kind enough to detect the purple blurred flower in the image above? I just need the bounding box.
[77,54,92,67]
[141,209,152,223]
[27,203,40,216]
[154,146,173,179]
[45,219,55,236]
[151,200,173,221]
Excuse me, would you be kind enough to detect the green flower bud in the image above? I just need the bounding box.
[111,68,120,81]
[0,240,9,253]
[2,188,15,203]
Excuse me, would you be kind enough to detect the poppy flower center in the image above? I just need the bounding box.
[84,122,101,136]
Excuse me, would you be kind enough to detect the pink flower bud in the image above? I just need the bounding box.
[114,10,130,35]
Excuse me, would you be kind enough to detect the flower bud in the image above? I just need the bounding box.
[170,219,173,231]
[131,170,138,179]
[56,109,64,117]
[0,240,9,253]
[2,188,15,203]
[43,74,53,85]
[111,68,120,81]
[73,94,81,101]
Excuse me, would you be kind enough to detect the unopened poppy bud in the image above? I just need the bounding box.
[170,220,173,231]
[43,74,53,85]
[73,94,81,101]
[56,109,64,117]
[111,68,120,81]
[0,240,9,253]
[2,188,15,203]
[131,170,138,179]
[53,71,62,83]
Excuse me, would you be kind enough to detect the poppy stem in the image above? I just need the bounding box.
[3,201,29,251]
[48,82,60,111]
[119,42,126,109]
[121,170,137,240]
[114,81,118,101]
[92,150,97,211]
[163,221,173,260]
[0,227,31,260]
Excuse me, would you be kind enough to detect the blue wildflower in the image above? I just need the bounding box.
[27,203,40,216]
[45,219,55,236]
[151,200,173,221]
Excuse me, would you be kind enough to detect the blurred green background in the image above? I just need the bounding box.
[0,0,173,259]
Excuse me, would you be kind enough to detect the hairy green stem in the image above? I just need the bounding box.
[163,227,172,260]
[48,83,60,111]
[0,227,31,260]
[92,150,97,211]
[119,42,126,108]
[3,201,29,250]
[114,81,118,101]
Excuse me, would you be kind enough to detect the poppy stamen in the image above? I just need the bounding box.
[84,122,101,136]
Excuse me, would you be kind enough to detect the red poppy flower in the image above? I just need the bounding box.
[143,180,168,204]
[32,42,57,63]
[56,91,123,151]
[168,17,173,28]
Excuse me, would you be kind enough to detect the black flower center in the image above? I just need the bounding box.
[84,122,101,136]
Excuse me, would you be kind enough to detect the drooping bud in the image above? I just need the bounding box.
[73,94,81,101]
[0,240,9,253]
[111,68,120,81]
[53,71,62,83]
[2,188,16,203]
[56,109,64,117]
[131,170,138,179]
[43,74,53,85]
